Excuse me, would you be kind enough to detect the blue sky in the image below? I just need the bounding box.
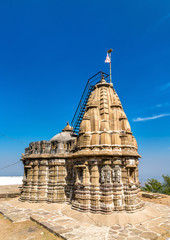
[0,0,170,183]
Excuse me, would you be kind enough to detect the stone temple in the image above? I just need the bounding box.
[20,72,144,214]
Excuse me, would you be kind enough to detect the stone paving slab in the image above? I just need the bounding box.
[0,201,169,239]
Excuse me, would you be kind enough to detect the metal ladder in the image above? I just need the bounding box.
[71,71,109,134]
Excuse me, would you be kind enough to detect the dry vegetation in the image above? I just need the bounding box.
[0,214,62,240]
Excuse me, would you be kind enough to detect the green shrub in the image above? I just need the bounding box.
[141,175,170,195]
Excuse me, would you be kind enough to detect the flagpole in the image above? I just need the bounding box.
[109,53,112,83]
[107,49,113,83]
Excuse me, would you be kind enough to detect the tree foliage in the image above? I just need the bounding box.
[161,175,170,195]
[141,175,170,195]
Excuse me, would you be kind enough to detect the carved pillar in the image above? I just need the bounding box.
[37,160,48,202]
[112,163,124,211]
[65,162,74,202]
[100,162,113,214]
[72,160,91,212]
[90,161,100,212]
[124,158,144,211]
[20,160,32,201]
[54,163,66,202]
[51,164,58,202]
[30,160,39,202]
[47,160,55,202]
[80,164,90,211]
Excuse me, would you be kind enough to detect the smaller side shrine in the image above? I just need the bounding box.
[20,72,144,214]
[21,123,77,203]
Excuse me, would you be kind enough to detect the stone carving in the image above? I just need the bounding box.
[112,166,121,183]
[20,77,143,213]
[101,165,111,183]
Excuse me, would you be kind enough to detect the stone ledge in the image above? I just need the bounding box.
[142,192,168,199]
[30,216,67,240]
[0,193,21,199]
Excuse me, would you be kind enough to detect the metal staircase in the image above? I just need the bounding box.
[71,71,109,134]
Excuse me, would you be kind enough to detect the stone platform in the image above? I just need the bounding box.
[0,185,21,199]
[0,198,169,240]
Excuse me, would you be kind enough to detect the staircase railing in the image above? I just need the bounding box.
[71,71,109,134]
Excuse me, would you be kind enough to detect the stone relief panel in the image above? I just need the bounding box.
[112,165,121,183]
[101,165,111,183]
[126,159,135,166]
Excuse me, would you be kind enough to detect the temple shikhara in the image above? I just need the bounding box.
[20,71,144,214]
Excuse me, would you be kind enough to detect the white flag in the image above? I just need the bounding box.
[105,53,111,63]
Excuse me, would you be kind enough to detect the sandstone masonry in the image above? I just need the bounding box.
[20,77,144,214]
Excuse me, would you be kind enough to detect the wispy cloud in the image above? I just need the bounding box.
[153,13,170,30]
[161,82,170,91]
[133,113,170,122]
[155,104,162,108]
[151,102,170,109]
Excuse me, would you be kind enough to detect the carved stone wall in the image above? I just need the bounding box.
[70,157,143,214]
[21,158,67,202]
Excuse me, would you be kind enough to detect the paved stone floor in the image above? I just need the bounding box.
[0,201,169,240]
